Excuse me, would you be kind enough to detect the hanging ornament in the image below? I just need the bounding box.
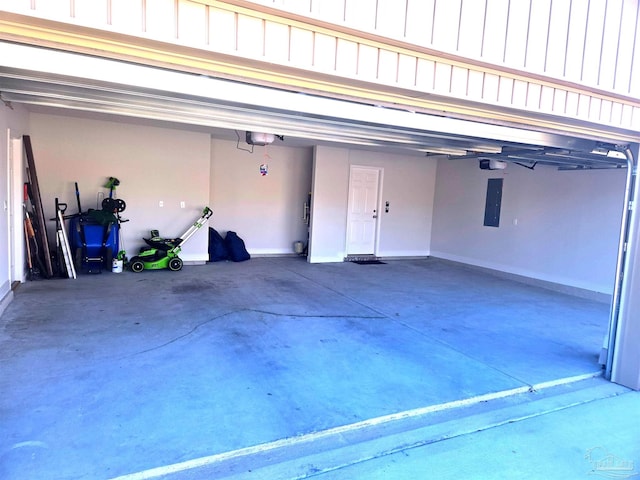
[260,148,271,176]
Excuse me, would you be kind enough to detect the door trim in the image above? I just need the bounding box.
[8,133,24,284]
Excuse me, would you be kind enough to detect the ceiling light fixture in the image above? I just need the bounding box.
[246,131,275,146]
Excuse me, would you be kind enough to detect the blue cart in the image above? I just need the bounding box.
[69,213,119,273]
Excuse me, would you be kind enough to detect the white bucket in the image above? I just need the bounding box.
[293,241,304,254]
[112,259,123,273]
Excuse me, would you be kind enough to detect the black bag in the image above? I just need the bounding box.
[208,227,229,262]
[225,231,250,262]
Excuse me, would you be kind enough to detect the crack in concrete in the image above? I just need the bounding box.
[125,308,386,358]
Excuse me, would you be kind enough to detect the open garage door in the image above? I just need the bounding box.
[0,42,637,388]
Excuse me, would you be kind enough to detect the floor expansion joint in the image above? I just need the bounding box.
[110,372,625,480]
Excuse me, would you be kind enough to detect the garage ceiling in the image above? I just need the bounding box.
[0,42,630,170]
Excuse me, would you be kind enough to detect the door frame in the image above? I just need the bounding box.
[345,164,383,257]
[8,132,24,285]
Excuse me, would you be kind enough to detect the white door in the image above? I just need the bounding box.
[346,166,381,255]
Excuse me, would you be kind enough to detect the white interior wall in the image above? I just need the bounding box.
[28,113,212,263]
[0,112,8,303]
[309,146,350,263]
[9,137,25,284]
[209,139,313,255]
[6,109,627,295]
[430,158,627,294]
[309,145,437,263]
[0,103,28,313]
[348,149,437,257]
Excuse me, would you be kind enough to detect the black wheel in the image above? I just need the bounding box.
[130,257,144,273]
[75,247,86,271]
[115,198,126,212]
[73,247,81,270]
[102,197,117,212]
[169,257,183,271]
[104,247,113,271]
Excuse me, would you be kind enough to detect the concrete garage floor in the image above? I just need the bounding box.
[0,257,625,479]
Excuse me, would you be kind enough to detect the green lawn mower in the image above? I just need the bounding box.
[129,207,212,272]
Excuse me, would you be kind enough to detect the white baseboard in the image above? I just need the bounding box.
[0,290,14,319]
[181,253,209,264]
[249,248,299,256]
[377,250,431,258]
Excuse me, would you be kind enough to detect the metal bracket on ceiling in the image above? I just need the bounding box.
[447,144,629,170]
[0,93,14,110]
